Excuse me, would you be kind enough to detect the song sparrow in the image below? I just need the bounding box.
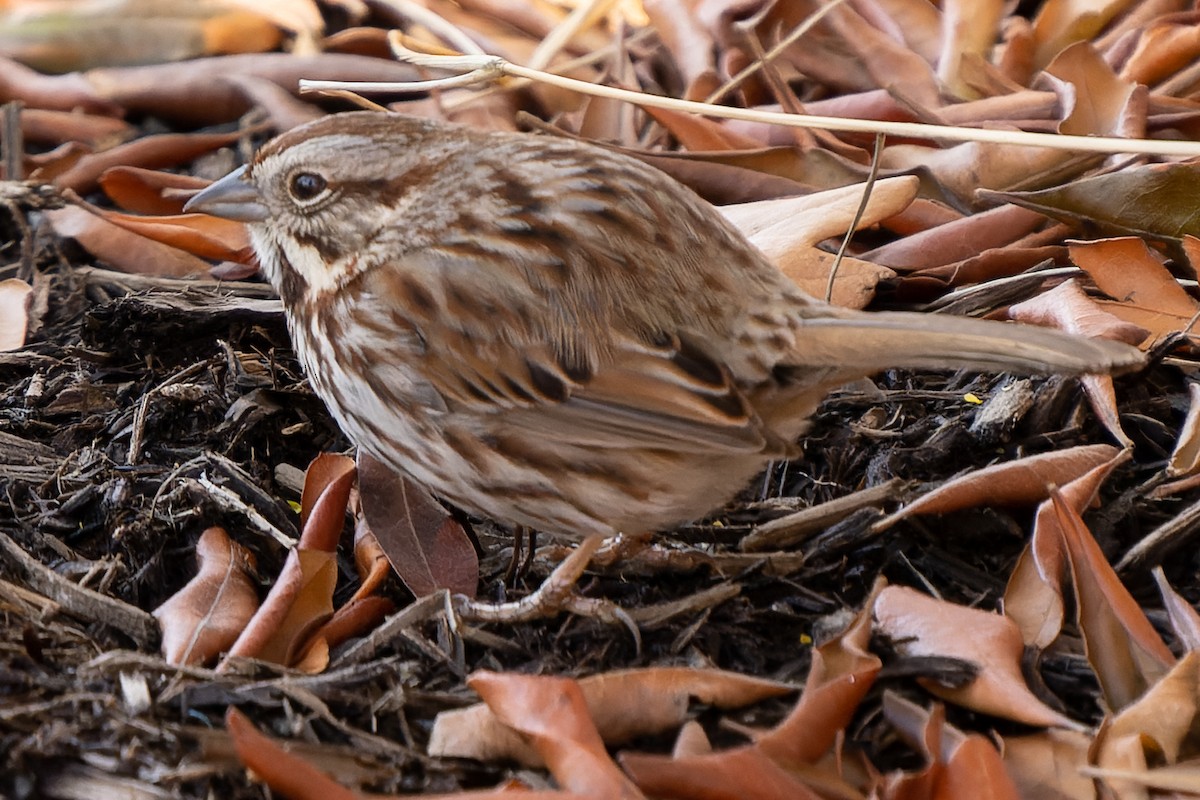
[186,112,1142,541]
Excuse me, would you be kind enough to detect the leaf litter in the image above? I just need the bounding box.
[3,1,1200,798]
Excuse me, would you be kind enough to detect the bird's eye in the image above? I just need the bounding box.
[289,172,327,202]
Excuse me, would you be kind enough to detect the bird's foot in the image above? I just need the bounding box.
[454,534,642,653]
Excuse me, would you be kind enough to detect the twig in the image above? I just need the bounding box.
[527,0,618,71]
[0,532,158,645]
[711,0,848,106]
[372,0,486,56]
[301,49,1200,157]
[2,101,22,180]
[826,131,885,302]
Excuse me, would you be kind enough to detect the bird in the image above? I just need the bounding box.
[184,111,1143,552]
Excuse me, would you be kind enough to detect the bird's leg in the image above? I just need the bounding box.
[455,534,642,652]
[501,524,531,586]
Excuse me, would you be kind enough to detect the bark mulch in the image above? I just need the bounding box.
[0,180,1192,796]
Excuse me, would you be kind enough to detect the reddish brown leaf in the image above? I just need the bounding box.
[225,708,362,800]
[430,667,792,765]
[623,150,813,205]
[1004,449,1129,649]
[1092,652,1200,796]
[874,587,1076,728]
[74,200,253,263]
[938,0,1006,99]
[43,205,212,277]
[1001,729,1094,800]
[897,246,1069,298]
[357,451,478,598]
[621,584,883,799]
[469,671,644,799]
[53,130,249,194]
[0,55,121,114]
[25,141,92,182]
[153,527,259,666]
[878,444,1120,530]
[295,596,395,673]
[20,108,135,147]
[1122,20,1200,86]
[1006,278,1151,345]
[864,204,1046,272]
[643,105,765,151]
[756,579,882,764]
[642,0,717,88]
[719,179,910,308]
[1044,42,1144,138]
[1052,490,1174,709]
[1031,0,1136,69]
[218,456,357,671]
[99,166,211,215]
[883,694,1023,800]
[1154,567,1200,651]
[85,54,419,125]
[622,746,825,800]
[221,547,337,671]
[1072,236,1197,320]
[221,73,326,132]
[227,706,584,800]
[299,452,356,531]
[350,520,391,602]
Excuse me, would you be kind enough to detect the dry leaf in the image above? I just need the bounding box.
[153,526,258,666]
[99,166,212,215]
[430,667,792,765]
[350,518,391,603]
[1001,729,1094,800]
[990,168,1200,250]
[1073,236,1196,317]
[621,581,884,799]
[469,671,645,799]
[1006,278,1150,345]
[938,0,1006,98]
[1091,652,1200,796]
[219,455,356,671]
[878,444,1120,531]
[874,586,1077,728]
[623,746,826,800]
[299,452,356,529]
[20,108,135,147]
[221,548,337,670]
[74,198,253,263]
[1031,0,1138,69]
[53,130,247,194]
[1153,567,1200,651]
[719,178,912,307]
[44,205,213,277]
[1004,449,1129,649]
[864,204,1047,272]
[0,1,282,73]
[357,451,477,598]
[1168,382,1200,477]
[224,707,362,800]
[883,693,1023,800]
[1044,42,1144,138]
[1050,491,1174,710]
[0,279,33,351]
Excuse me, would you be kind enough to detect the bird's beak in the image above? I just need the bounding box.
[184,165,269,222]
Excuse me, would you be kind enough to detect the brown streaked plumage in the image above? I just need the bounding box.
[186,111,1144,540]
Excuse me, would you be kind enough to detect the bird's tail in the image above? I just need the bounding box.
[792,309,1145,376]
